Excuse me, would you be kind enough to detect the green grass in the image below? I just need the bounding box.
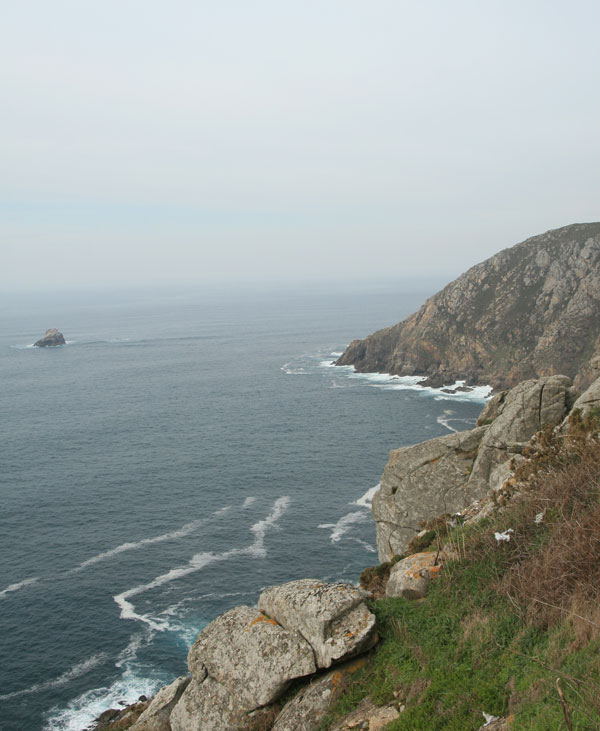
[320,552,600,729]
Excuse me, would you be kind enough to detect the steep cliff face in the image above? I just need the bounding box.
[336,223,600,391]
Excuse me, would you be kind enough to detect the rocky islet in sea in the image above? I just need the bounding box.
[33,328,66,347]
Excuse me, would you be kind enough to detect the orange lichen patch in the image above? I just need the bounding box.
[429,565,443,577]
[345,631,355,638]
[248,614,279,628]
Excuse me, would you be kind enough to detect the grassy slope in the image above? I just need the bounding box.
[319,413,600,730]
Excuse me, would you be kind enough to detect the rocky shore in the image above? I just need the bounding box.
[93,371,600,731]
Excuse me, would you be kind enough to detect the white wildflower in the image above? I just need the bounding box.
[482,711,500,726]
[494,529,514,542]
[535,511,544,524]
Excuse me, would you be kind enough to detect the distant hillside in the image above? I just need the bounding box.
[336,223,600,391]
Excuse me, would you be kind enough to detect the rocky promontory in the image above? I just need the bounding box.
[336,223,600,391]
[33,328,66,347]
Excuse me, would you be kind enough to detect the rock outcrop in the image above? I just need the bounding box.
[130,677,190,731]
[152,580,378,731]
[33,328,66,347]
[258,580,377,669]
[372,375,575,560]
[336,223,600,391]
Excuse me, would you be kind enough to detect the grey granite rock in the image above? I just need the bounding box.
[373,377,573,560]
[187,605,316,711]
[570,374,600,418]
[130,676,190,731]
[372,426,487,561]
[170,676,244,731]
[258,579,377,669]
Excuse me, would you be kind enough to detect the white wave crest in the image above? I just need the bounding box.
[0,654,109,702]
[42,656,163,731]
[281,361,308,375]
[319,512,370,543]
[353,484,380,508]
[350,538,377,553]
[243,496,257,507]
[322,362,492,403]
[113,497,291,631]
[0,576,39,598]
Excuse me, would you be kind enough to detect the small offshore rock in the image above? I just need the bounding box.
[258,579,378,668]
[33,328,66,347]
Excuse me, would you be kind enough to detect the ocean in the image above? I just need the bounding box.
[0,282,489,731]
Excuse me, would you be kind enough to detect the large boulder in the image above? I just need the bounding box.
[186,605,315,711]
[33,328,66,347]
[386,550,456,600]
[258,579,377,669]
[372,376,574,560]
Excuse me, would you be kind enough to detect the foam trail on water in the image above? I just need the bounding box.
[243,496,257,507]
[0,576,39,598]
[353,484,380,508]
[437,409,459,433]
[72,508,231,572]
[113,497,291,630]
[319,512,370,543]
[0,654,109,701]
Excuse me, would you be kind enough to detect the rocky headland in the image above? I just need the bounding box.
[335,223,600,391]
[33,328,66,347]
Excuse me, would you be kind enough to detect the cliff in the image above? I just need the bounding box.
[336,223,600,391]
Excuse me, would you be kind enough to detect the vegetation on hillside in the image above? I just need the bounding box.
[319,410,600,730]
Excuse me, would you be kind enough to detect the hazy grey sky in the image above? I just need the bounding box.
[2,0,599,289]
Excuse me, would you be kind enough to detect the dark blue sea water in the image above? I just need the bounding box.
[0,283,488,731]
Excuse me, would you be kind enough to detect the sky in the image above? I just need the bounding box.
[2,0,600,290]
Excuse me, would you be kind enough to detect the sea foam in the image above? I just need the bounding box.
[0,576,39,598]
[72,508,231,572]
[353,484,380,508]
[113,497,291,631]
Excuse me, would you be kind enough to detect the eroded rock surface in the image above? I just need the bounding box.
[187,605,315,711]
[373,376,574,560]
[372,427,486,560]
[130,676,190,731]
[258,579,377,668]
[170,676,243,731]
[272,658,366,731]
